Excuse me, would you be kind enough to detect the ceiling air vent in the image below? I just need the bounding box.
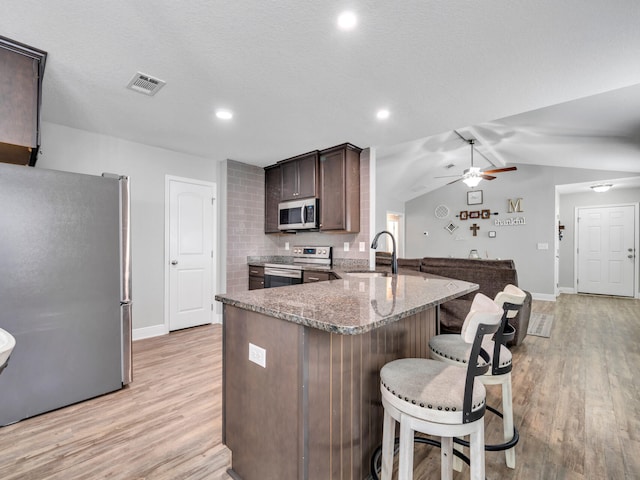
[126,72,166,96]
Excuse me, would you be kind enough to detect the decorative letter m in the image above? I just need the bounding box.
[507,198,523,213]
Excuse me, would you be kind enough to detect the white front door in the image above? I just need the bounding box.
[577,205,636,297]
[168,177,215,331]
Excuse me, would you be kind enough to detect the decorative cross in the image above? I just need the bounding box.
[470,223,480,236]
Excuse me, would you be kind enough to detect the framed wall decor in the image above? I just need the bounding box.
[469,211,480,219]
[481,209,491,219]
[467,190,483,205]
[444,222,458,234]
[488,231,496,238]
[459,211,468,220]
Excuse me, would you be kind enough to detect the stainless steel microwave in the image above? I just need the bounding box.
[278,198,319,230]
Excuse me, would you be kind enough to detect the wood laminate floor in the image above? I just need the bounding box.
[0,324,231,480]
[0,293,638,479]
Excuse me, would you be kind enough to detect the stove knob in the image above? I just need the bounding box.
[321,249,326,254]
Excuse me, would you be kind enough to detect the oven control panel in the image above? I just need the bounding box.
[293,246,332,262]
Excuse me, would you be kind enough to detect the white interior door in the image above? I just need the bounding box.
[168,178,215,331]
[577,205,636,297]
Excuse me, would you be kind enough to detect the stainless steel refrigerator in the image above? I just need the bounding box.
[0,163,132,426]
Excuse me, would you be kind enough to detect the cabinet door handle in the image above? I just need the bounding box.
[308,276,320,281]
[250,270,259,274]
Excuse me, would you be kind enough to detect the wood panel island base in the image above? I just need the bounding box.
[215,273,477,480]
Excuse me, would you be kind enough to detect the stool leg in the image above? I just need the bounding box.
[398,417,415,480]
[502,372,516,468]
[453,437,464,472]
[441,437,454,480]
[469,421,486,480]
[381,409,395,480]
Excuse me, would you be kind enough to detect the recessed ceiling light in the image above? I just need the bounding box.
[215,109,233,120]
[376,109,390,120]
[337,11,357,30]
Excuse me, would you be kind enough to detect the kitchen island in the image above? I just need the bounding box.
[215,272,477,480]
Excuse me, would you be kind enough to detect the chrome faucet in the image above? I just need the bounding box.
[371,230,398,274]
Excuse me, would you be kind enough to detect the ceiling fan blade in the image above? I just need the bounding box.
[435,174,463,179]
[481,175,496,180]
[446,177,464,185]
[482,166,517,174]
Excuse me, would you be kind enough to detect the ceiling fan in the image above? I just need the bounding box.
[437,135,517,187]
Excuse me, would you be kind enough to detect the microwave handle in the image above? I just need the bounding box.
[302,204,307,225]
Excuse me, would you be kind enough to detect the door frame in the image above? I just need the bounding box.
[164,175,218,334]
[573,202,639,298]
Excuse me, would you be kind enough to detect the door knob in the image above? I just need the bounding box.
[171,260,178,265]
[628,255,634,259]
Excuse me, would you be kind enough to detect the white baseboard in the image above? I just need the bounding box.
[132,324,168,341]
[133,316,222,341]
[558,287,576,295]
[530,292,557,302]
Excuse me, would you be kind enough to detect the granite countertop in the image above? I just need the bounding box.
[215,271,478,335]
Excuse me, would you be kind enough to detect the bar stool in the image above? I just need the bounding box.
[429,284,526,469]
[379,293,503,480]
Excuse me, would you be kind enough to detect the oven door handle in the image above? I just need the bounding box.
[264,268,302,279]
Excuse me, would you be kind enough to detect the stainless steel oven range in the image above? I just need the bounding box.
[264,246,332,289]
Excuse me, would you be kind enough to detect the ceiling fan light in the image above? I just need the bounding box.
[590,184,613,193]
[462,176,482,188]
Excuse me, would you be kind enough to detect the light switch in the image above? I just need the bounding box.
[359,242,365,252]
[344,242,350,252]
[537,243,549,250]
[285,242,290,250]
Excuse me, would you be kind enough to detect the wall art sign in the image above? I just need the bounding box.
[469,211,480,219]
[481,209,491,219]
[467,190,483,205]
[494,217,526,226]
[459,211,468,220]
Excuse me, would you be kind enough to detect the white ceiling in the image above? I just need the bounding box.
[2,1,640,188]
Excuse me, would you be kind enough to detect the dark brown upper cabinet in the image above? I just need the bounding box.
[0,36,47,166]
[264,164,281,233]
[280,150,319,201]
[319,143,362,233]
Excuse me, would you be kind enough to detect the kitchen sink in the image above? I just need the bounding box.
[346,271,391,278]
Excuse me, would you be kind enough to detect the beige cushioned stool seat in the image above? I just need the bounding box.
[381,358,486,424]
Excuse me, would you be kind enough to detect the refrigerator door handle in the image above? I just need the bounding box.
[121,302,133,384]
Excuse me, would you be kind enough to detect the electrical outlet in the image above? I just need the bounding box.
[537,243,549,250]
[248,343,266,368]
[285,242,290,250]
[344,242,350,252]
[359,241,365,252]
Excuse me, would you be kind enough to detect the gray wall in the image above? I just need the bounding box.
[403,164,638,297]
[37,122,220,332]
[558,187,640,290]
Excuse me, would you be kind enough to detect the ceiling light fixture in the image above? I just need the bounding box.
[590,184,613,193]
[376,109,390,120]
[461,140,483,188]
[462,167,482,188]
[337,11,357,30]
[215,109,233,120]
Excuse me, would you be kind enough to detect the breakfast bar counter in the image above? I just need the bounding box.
[215,272,477,480]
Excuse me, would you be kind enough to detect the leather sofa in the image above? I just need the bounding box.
[375,253,532,346]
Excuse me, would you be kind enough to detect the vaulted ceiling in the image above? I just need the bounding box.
[2,1,640,186]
